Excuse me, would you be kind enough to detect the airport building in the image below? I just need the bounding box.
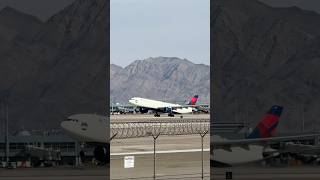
[0,135,98,167]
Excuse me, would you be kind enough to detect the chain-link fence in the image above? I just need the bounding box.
[110,119,209,139]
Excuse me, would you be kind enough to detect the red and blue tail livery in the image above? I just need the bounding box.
[189,95,199,105]
[247,105,283,139]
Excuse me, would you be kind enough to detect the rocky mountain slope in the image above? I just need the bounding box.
[111,57,210,104]
[212,0,320,132]
[0,0,108,132]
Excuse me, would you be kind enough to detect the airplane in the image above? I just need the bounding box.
[128,95,199,117]
[212,105,320,167]
[60,114,109,165]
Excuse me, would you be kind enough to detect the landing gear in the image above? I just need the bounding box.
[154,113,160,117]
[168,113,174,117]
[94,146,108,166]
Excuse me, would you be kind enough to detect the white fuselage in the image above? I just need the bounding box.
[129,97,181,109]
[129,97,193,114]
[61,114,109,143]
[172,107,194,114]
[212,146,265,165]
[211,135,269,165]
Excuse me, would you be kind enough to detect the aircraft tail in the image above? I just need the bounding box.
[188,95,199,105]
[247,105,283,139]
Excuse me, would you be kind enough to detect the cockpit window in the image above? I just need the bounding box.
[81,122,88,127]
[67,119,78,122]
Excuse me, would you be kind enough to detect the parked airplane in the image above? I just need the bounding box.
[128,95,199,117]
[212,105,320,167]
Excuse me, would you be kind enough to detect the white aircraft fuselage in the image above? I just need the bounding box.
[61,114,109,144]
[211,135,277,166]
[129,97,193,114]
[213,146,265,165]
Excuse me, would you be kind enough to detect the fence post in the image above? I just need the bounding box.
[153,133,160,180]
[200,130,208,179]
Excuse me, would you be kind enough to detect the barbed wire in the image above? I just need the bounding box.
[110,119,210,139]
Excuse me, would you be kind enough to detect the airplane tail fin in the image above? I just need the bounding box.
[247,105,283,139]
[188,95,199,105]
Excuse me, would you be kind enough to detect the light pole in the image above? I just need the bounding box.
[0,93,10,167]
[301,104,305,133]
[75,141,79,166]
[5,96,9,166]
[0,90,10,167]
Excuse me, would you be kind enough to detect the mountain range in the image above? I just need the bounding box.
[212,0,320,132]
[111,57,210,104]
[0,0,108,132]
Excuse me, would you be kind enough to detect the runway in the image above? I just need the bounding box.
[111,148,210,156]
[110,113,209,123]
[111,135,210,153]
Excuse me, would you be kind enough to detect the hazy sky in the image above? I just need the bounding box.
[0,0,75,21]
[111,0,210,67]
[1,0,319,67]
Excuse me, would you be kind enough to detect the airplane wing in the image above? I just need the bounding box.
[280,143,320,155]
[213,134,320,150]
[175,104,208,109]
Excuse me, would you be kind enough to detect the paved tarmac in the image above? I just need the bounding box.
[111,134,210,179]
[0,167,109,180]
[111,151,210,180]
[211,166,320,180]
[3,164,320,179]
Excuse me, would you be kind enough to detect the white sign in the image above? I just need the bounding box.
[124,156,134,168]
